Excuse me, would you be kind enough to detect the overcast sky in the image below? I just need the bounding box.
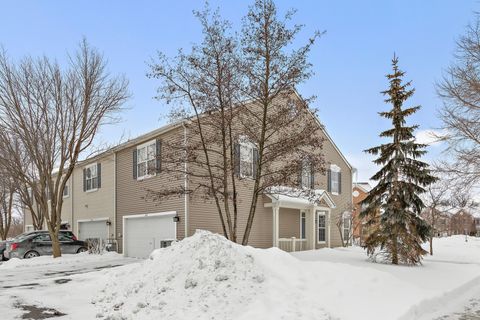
[0,0,477,183]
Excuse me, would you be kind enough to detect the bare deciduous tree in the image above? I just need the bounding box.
[422,178,454,255]
[437,17,480,188]
[335,205,359,247]
[149,1,326,245]
[0,171,16,240]
[0,40,129,257]
[238,0,324,245]
[149,7,243,242]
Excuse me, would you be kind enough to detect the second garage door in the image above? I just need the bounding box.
[78,219,109,241]
[123,212,177,258]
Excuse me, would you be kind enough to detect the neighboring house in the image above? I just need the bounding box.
[351,182,371,245]
[421,208,451,237]
[450,209,476,236]
[23,93,353,258]
[473,216,480,237]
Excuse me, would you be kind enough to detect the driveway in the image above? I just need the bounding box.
[434,298,480,320]
[0,253,139,319]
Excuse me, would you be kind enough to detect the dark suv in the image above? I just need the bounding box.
[5,231,87,259]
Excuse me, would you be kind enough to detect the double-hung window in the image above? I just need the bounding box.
[328,164,341,194]
[63,183,70,198]
[84,163,99,191]
[239,138,257,179]
[301,160,312,189]
[317,211,326,243]
[137,140,157,179]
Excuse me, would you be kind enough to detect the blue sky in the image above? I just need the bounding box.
[0,1,477,182]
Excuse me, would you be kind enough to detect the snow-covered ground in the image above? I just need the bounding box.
[0,232,479,320]
[0,252,138,319]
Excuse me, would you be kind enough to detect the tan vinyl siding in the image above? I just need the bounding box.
[115,127,185,253]
[187,179,273,248]
[278,208,300,238]
[72,154,116,238]
[21,92,351,253]
[313,128,353,248]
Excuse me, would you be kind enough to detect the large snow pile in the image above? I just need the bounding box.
[94,230,329,320]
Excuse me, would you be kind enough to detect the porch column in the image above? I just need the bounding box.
[272,205,280,247]
[328,210,331,248]
[305,208,316,250]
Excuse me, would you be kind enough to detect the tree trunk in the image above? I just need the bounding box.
[392,235,399,265]
[51,234,61,258]
[429,236,433,255]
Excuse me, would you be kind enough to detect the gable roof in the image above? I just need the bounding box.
[78,89,352,172]
[265,187,336,209]
[292,89,353,171]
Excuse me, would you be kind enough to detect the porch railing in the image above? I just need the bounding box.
[278,237,307,252]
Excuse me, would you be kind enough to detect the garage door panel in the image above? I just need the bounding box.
[124,214,176,258]
[78,220,108,241]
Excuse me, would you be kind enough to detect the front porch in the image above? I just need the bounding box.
[265,188,336,252]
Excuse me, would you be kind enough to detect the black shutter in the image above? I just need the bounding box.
[310,163,315,189]
[97,163,102,189]
[338,171,342,194]
[252,148,259,179]
[234,143,240,177]
[133,149,138,179]
[83,168,86,192]
[327,169,331,192]
[156,139,162,173]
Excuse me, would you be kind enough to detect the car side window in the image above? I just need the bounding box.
[33,234,51,242]
[58,233,74,242]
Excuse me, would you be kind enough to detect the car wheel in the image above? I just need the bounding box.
[24,251,40,259]
[77,247,87,253]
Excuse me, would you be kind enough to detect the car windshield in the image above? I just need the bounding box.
[13,232,39,242]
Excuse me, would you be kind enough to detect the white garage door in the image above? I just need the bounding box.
[78,220,108,241]
[123,212,176,258]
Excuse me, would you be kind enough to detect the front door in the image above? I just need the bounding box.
[316,210,327,245]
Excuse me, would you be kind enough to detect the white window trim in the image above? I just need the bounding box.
[299,211,306,240]
[330,164,341,195]
[317,210,327,244]
[85,163,99,193]
[301,160,312,189]
[239,137,256,180]
[63,178,70,198]
[136,139,157,181]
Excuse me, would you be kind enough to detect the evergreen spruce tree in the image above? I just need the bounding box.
[360,55,438,265]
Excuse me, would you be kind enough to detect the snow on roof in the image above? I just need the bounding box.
[265,186,336,209]
[354,182,372,193]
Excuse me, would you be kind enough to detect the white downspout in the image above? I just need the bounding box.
[183,122,188,238]
[113,152,117,241]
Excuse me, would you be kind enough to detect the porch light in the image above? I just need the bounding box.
[173,215,180,223]
[106,220,112,226]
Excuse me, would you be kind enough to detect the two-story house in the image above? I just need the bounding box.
[24,93,353,258]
